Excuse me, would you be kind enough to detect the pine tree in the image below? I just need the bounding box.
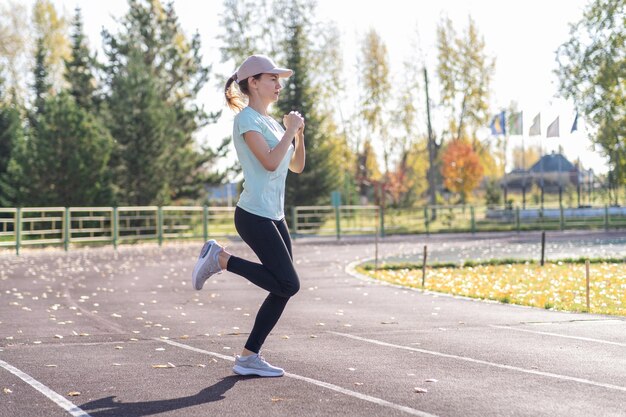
[102,0,221,203]
[32,0,70,92]
[273,0,342,208]
[32,37,50,118]
[64,7,96,110]
[0,78,25,206]
[15,92,114,206]
[106,48,173,205]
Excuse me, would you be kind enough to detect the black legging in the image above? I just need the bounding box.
[226,206,300,353]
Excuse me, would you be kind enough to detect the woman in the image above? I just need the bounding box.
[191,55,305,377]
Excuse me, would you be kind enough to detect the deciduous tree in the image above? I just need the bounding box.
[555,0,625,191]
[440,139,484,203]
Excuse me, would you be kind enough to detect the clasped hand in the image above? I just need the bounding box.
[283,111,305,134]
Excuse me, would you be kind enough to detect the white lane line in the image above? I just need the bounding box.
[330,331,626,393]
[490,325,626,347]
[0,358,91,417]
[160,339,438,417]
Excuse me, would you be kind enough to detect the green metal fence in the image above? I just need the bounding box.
[1,204,624,254]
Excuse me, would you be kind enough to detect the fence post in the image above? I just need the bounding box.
[64,207,70,252]
[515,206,520,233]
[560,205,565,231]
[585,259,590,312]
[113,207,118,250]
[291,206,298,239]
[334,206,341,241]
[203,204,208,242]
[470,206,476,234]
[540,231,546,266]
[15,207,21,256]
[424,206,430,235]
[157,206,163,246]
[421,245,428,287]
[604,204,609,231]
[379,205,385,238]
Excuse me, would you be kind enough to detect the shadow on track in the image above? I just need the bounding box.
[79,375,255,416]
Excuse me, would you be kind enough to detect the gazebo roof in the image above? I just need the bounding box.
[529,152,576,173]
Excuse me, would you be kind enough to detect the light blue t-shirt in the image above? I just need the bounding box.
[233,106,294,220]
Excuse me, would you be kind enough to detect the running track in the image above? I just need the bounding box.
[1,230,625,416]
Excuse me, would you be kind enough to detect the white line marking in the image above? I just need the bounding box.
[330,331,626,393]
[0,358,91,417]
[490,325,626,347]
[160,339,438,417]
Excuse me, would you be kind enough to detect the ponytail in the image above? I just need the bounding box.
[224,73,262,112]
[225,74,246,112]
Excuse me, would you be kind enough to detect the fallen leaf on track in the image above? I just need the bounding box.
[67,391,80,397]
[152,364,174,369]
[414,387,428,393]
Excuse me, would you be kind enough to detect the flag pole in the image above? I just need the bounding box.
[539,134,544,208]
[522,125,526,210]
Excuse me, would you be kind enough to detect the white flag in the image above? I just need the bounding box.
[529,113,541,136]
[547,116,560,138]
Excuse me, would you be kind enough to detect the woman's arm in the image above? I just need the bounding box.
[243,112,303,172]
[244,128,298,172]
[289,127,305,173]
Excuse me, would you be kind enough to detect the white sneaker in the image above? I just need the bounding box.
[232,353,284,377]
[191,240,223,290]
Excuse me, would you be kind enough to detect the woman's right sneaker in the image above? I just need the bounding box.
[191,239,223,290]
[232,353,284,377]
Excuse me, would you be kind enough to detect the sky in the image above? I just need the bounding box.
[42,0,608,175]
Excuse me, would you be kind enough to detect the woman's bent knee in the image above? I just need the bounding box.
[286,280,300,297]
[279,274,299,298]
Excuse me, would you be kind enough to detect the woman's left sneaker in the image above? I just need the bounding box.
[191,240,223,290]
[232,353,284,377]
